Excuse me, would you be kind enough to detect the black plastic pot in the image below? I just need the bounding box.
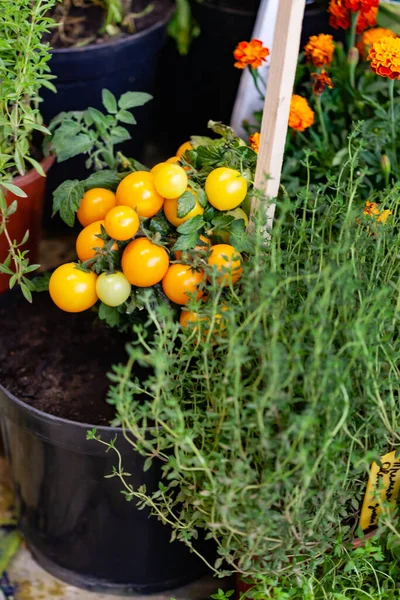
[41,10,173,231]
[0,383,213,593]
[151,0,260,157]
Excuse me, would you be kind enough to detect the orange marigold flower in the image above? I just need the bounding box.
[364,201,380,216]
[233,39,270,70]
[288,95,315,132]
[358,27,397,56]
[368,35,400,79]
[328,0,377,33]
[304,34,335,67]
[311,69,334,95]
[328,0,351,30]
[356,7,378,33]
[249,132,260,153]
[344,0,379,12]
[377,209,392,223]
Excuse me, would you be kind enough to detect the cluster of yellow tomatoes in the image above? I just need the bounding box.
[49,142,248,327]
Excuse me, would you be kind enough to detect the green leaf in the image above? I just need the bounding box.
[109,126,131,145]
[118,92,153,110]
[117,110,137,125]
[31,272,51,292]
[1,182,27,198]
[177,190,196,218]
[88,107,110,130]
[195,188,208,208]
[84,170,122,191]
[56,134,93,162]
[102,89,118,114]
[20,282,32,303]
[177,214,204,235]
[14,147,25,175]
[25,156,45,177]
[7,200,18,216]
[52,179,85,227]
[98,302,121,328]
[0,263,13,275]
[172,232,200,251]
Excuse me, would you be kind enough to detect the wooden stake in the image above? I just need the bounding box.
[250,0,306,232]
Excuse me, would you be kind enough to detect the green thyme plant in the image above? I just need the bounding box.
[91,129,400,590]
[0,0,58,300]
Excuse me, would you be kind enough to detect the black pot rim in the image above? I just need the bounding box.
[50,6,175,55]
[190,0,258,18]
[0,381,121,434]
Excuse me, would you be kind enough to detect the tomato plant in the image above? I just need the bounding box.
[207,244,243,286]
[205,167,247,211]
[163,195,204,227]
[162,264,204,305]
[104,205,140,241]
[96,271,131,307]
[49,263,98,313]
[116,171,164,218]
[121,238,169,287]
[152,163,188,199]
[77,188,116,227]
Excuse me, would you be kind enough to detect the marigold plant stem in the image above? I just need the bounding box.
[249,67,265,101]
[315,95,328,147]
[348,11,359,52]
[388,78,398,173]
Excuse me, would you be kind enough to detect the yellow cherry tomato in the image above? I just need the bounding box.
[163,194,204,228]
[162,264,205,305]
[104,205,140,241]
[205,167,247,211]
[77,188,116,227]
[76,220,117,262]
[207,244,243,286]
[96,272,131,307]
[49,263,98,313]
[166,156,180,164]
[176,141,193,157]
[152,163,188,199]
[116,171,164,218]
[121,237,169,287]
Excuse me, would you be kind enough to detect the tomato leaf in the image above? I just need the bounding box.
[229,222,253,253]
[31,272,51,292]
[98,302,121,328]
[52,179,85,227]
[177,214,204,234]
[177,190,196,218]
[172,232,200,251]
[55,133,93,163]
[109,126,131,145]
[117,110,137,125]
[84,170,123,191]
[102,89,118,114]
[195,188,208,208]
[118,92,153,110]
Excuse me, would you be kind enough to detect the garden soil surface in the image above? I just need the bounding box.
[47,0,173,48]
[0,293,128,425]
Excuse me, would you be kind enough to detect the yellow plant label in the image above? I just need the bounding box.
[359,450,400,531]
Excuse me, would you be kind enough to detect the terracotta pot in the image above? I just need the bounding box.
[0,155,55,293]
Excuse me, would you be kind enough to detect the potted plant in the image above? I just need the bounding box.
[0,0,58,295]
[91,132,400,597]
[0,120,255,590]
[39,0,176,226]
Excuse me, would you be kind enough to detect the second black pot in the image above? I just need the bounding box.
[0,383,213,593]
[41,10,173,232]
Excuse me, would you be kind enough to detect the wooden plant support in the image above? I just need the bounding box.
[250,0,306,233]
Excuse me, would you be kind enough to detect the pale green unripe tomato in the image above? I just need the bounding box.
[96,272,131,307]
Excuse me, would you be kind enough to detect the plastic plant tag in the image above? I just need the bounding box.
[359,450,400,531]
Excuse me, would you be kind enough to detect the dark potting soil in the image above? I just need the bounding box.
[0,292,128,425]
[46,0,173,49]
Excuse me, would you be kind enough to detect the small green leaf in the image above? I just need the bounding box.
[177,190,196,218]
[52,179,85,227]
[0,263,13,275]
[172,232,200,251]
[20,282,33,303]
[88,107,110,131]
[25,156,46,177]
[177,214,204,235]
[7,200,18,216]
[102,89,118,114]
[84,170,122,191]
[98,302,121,328]
[117,110,137,125]
[109,126,131,145]
[118,91,153,110]
[1,182,27,198]
[195,188,208,208]
[31,272,51,292]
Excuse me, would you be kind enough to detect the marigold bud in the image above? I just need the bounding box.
[347,46,360,66]
[381,154,391,177]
